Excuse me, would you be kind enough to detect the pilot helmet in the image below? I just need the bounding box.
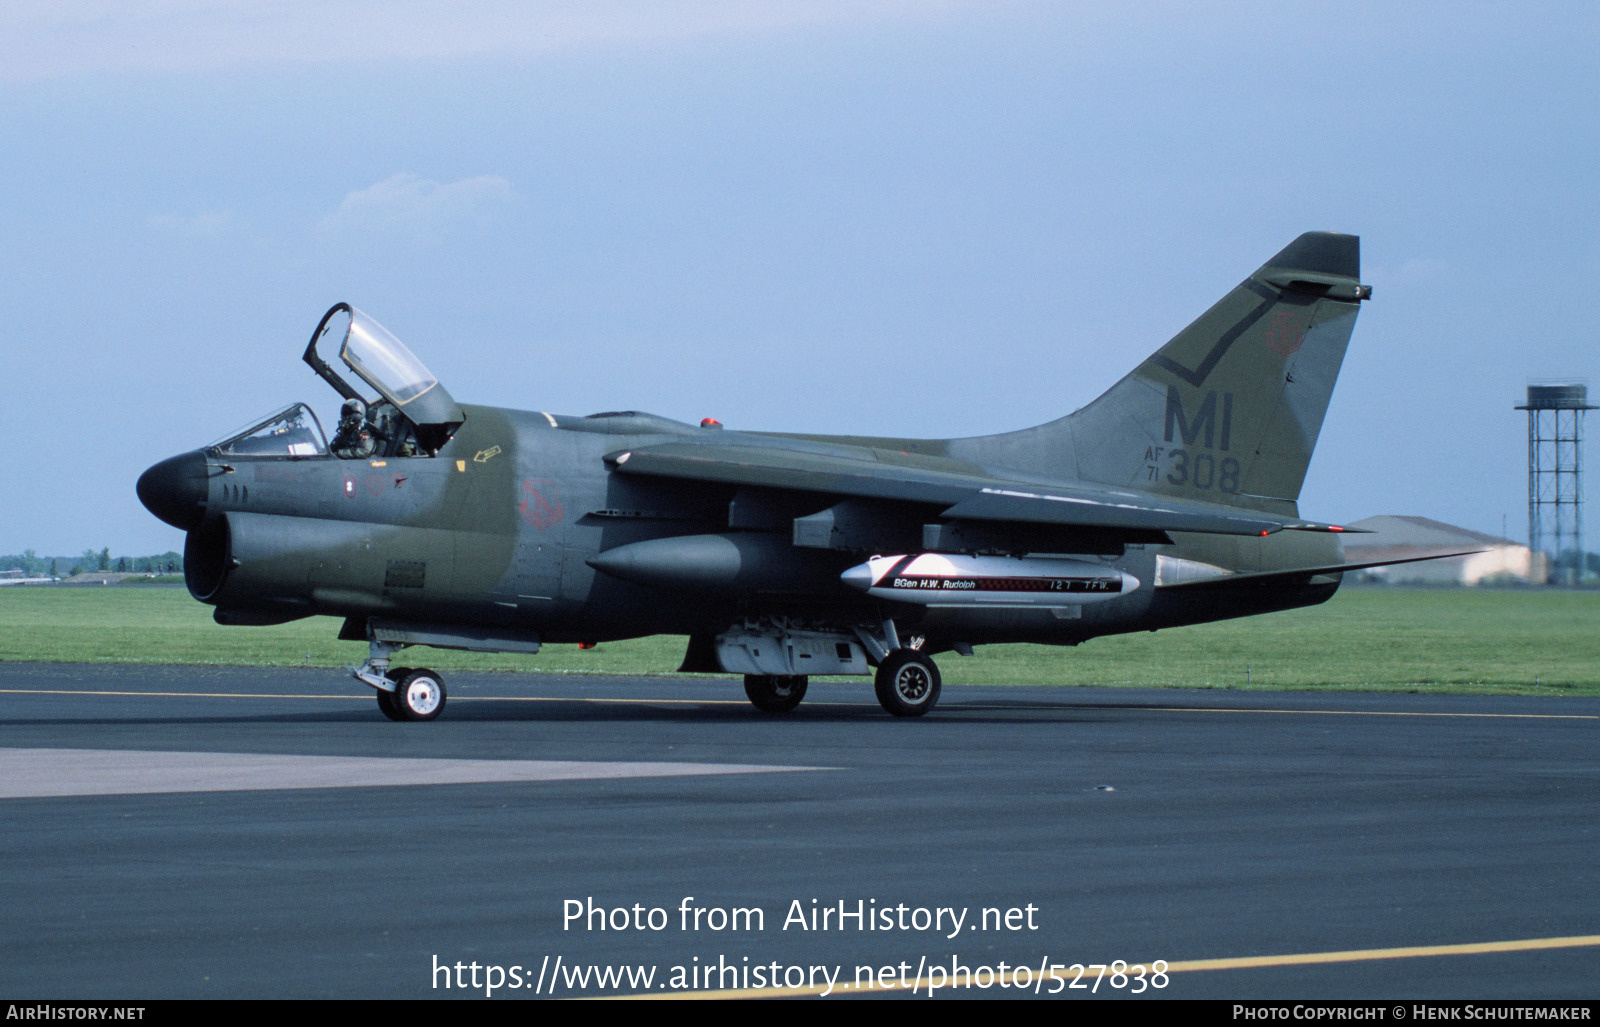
[340,398,367,422]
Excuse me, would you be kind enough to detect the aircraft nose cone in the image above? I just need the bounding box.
[136,449,209,530]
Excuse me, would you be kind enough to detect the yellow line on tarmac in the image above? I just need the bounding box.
[1162,933,1600,971]
[3,688,1594,718]
[0,687,745,705]
[616,933,1600,1000]
[1140,705,1599,721]
[0,687,864,707]
[0,688,365,700]
[840,701,1598,721]
[456,696,868,707]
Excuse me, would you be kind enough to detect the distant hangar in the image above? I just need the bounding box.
[1342,516,1544,586]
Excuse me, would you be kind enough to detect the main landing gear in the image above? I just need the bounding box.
[740,651,940,717]
[355,640,447,722]
[859,619,942,718]
[743,674,808,713]
[732,619,946,717]
[873,649,941,717]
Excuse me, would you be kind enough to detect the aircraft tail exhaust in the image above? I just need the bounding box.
[956,232,1369,515]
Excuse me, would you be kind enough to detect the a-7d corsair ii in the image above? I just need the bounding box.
[138,232,1432,720]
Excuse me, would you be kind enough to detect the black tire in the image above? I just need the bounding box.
[743,674,808,713]
[874,650,941,717]
[376,667,411,721]
[394,668,446,721]
[376,688,405,721]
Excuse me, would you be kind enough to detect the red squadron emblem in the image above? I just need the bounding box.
[1264,310,1304,356]
[520,479,563,530]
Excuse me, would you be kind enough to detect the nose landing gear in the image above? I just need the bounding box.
[371,665,447,721]
[354,636,448,722]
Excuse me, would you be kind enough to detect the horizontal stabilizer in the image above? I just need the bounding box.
[1155,547,1487,589]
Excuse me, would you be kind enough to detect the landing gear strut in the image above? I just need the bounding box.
[744,674,808,713]
[874,649,941,717]
[353,637,447,722]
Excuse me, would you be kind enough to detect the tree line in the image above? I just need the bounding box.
[1,549,184,577]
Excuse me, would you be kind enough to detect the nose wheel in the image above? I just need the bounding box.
[376,667,446,721]
[395,668,446,720]
[744,674,808,713]
[874,650,941,717]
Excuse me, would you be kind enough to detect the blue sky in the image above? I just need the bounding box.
[2,1,1596,556]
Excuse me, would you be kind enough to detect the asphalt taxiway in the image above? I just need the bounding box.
[2,661,1598,999]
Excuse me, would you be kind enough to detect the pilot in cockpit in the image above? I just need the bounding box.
[330,398,377,459]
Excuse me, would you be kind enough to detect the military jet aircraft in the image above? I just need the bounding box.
[139,231,1448,721]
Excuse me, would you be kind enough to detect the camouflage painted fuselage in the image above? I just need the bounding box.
[187,402,1343,651]
[150,231,1372,672]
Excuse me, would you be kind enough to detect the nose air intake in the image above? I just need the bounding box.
[136,450,209,530]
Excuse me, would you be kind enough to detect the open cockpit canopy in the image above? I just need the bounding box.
[302,303,464,452]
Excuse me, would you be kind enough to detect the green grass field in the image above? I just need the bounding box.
[2,585,1595,695]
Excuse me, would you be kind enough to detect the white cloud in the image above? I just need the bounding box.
[316,172,518,243]
[0,0,970,82]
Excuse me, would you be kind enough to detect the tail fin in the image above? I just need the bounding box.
[961,232,1369,515]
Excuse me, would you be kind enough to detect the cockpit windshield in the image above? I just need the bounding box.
[339,308,440,407]
[211,403,328,457]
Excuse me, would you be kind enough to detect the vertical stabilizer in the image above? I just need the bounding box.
[957,232,1369,514]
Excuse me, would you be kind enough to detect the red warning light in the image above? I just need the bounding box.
[700,418,722,428]
[577,641,597,650]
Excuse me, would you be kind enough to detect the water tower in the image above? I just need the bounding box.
[1517,383,1595,584]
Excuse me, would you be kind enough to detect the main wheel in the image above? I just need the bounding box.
[874,650,941,717]
[376,667,412,721]
[743,674,808,713]
[394,668,446,721]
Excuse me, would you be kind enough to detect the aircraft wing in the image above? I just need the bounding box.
[605,440,1302,538]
